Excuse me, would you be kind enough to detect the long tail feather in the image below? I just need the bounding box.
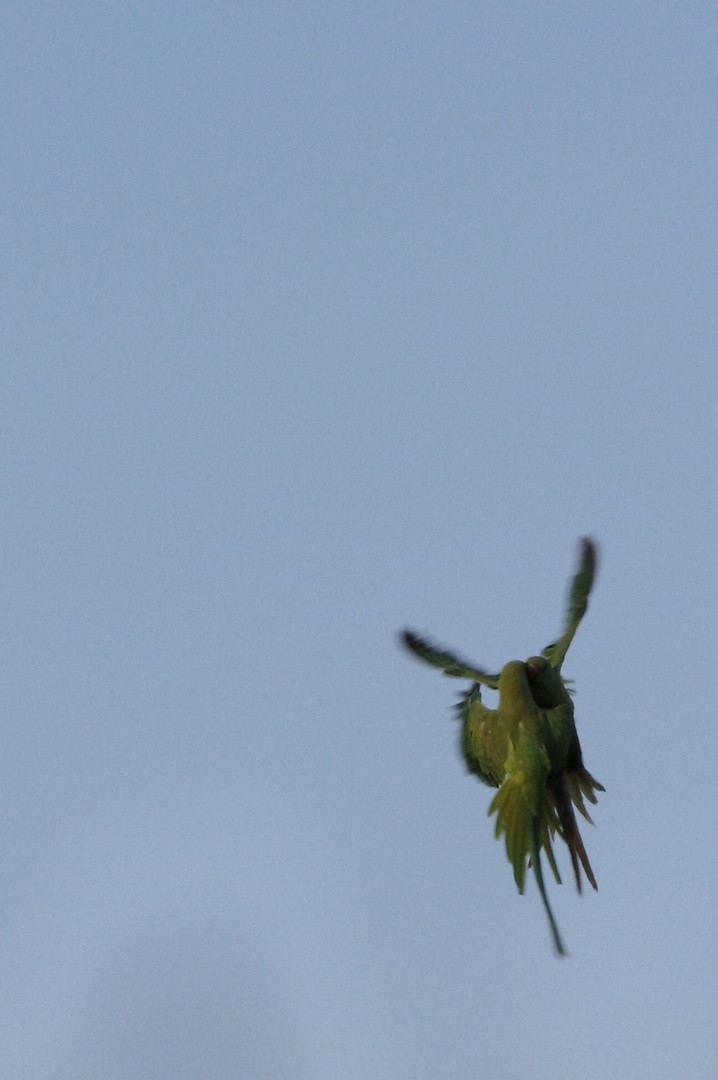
[530,820,567,956]
[489,770,566,956]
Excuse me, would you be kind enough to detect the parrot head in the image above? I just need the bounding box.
[525,655,570,708]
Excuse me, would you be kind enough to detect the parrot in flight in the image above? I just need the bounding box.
[401,537,604,956]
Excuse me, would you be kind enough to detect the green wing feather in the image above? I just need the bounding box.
[401,630,500,687]
[455,684,506,787]
[542,537,597,671]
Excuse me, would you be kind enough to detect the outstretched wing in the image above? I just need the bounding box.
[542,537,597,671]
[400,630,500,686]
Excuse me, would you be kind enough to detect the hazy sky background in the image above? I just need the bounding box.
[2,3,717,1077]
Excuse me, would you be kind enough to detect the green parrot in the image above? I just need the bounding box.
[401,537,604,955]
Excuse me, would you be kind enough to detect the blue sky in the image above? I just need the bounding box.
[2,3,717,1077]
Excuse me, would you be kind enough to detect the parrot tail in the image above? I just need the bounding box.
[530,820,567,957]
[489,774,567,956]
[550,777,598,893]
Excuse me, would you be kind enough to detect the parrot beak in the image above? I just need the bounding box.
[525,661,537,683]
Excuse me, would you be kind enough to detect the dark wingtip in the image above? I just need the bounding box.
[400,628,424,655]
[580,535,598,569]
